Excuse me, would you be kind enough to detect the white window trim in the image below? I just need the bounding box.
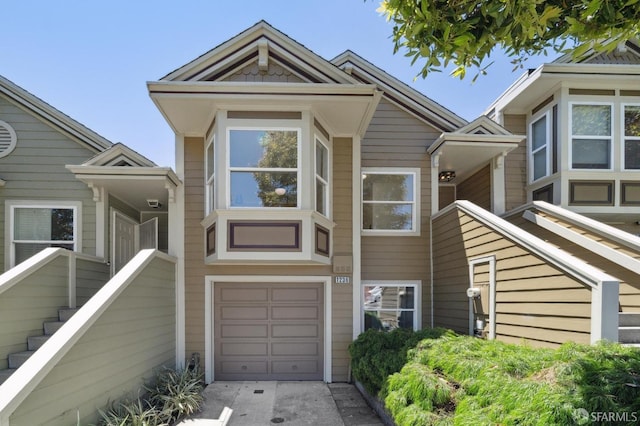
[5,200,82,268]
[226,126,302,209]
[529,110,552,183]
[314,134,331,219]
[361,167,420,236]
[205,135,215,214]
[569,102,614,171]
[361,280,421,332]
[622,103,640,171]
[0,120,17,159]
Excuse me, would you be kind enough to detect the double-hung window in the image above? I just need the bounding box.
[530,112,551,182]
[228,128,300,208]
[315,137,329,216]
[9,202,79,266]
[363,281,419,331]
[624,104,640,170]
[570,103,613,169]
[205,136,215,213]
[362,168,419,234]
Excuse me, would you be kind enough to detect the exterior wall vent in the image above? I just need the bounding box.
[0,120,17,158]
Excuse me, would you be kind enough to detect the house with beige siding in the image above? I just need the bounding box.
[2,19,640,425]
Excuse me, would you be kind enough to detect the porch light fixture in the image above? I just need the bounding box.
[147,199,162,209]
[438,170,456,182]
[275,188,286,196]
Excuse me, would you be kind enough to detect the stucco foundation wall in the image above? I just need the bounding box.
[8,255,176,426]
[432,204,592,348]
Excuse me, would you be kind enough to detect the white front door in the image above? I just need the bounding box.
[112,210,138,274]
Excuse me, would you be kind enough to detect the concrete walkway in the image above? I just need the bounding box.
[179,381,384,426]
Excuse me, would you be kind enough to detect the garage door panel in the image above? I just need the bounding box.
[214,281,324,381]
[220,342,268,356]
[219,306,268,320]
[218,287,269,302]
[272,306,319,320]
[221,324,268,338]
[272,342,319,356]
[271,323,319,338]
[271,360,320,374]
[272,287,320,302]
[220,360,268,375]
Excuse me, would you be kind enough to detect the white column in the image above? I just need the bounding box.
[171,134,186,368]
[491,153,507,215]
[431,152,441,215]
[591,280,620,343]
[352,134,362,339]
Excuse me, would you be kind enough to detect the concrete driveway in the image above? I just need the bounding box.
[180,381,384,426]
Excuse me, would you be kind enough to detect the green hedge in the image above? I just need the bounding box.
[350,329,640,425]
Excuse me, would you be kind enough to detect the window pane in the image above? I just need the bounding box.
[15,243,73,265]
[625,106,640,137]
[229,130,297,168]
[531,116,547,151]
[316,141,328,180]
[362,174,413,201]
[230,171,297,207]
[364,310,414,331]
[572,139,610,169]
[316,179,326,216]
[572,105,611,136]
[363,203,413,230]
[14,208,73,241]
[533,150,547,180]
[625,140,640,169]
[206,142,214,179]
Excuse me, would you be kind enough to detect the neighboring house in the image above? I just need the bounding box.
[1,20,640,425]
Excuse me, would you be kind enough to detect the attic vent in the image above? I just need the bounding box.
[0,120,17,158]
[112,160,133,166]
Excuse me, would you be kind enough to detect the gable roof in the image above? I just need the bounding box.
[331,51,467,132]
[0,75,112,153]
[81,142,156,167]
[161,20,358,85]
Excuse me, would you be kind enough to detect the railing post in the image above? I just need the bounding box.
[591,280,619,344]
[68,254,76,309]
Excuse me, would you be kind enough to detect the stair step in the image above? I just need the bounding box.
[58,307,78,322]
[0,369,16,385]
[43,321,65,335]
[619,312,640,327]
[8,351,35,369]
[28,335,50,351]
[619,327,640,343]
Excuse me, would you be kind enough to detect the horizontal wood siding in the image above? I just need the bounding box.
[506,209,640,312]
[75,257,110,306]
[362,98,437,328]
[456,165,491,211]
[502,114,527,211]
[0,256,68,370]
[9,256,176,426]
[433,206,592,348]
[0,96,98,270]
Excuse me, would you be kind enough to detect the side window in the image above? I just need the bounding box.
[530,112,551,182]
[315,137,330,217]
[570,103,612,170]
[363,282,419,331]
[9,203,79,266]
[623,104,640,170]
[362,168,419,234]
[205,136,215,213]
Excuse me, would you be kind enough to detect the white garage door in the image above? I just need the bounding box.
[214,282,324,380]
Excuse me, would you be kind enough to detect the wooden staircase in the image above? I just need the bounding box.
[0,307,78,385]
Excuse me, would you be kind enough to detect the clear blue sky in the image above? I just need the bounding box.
[3,0,551,167]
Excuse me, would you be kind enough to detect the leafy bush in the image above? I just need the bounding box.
[97,366,204,426]
[353,332,640,426]
[348,327,454,396]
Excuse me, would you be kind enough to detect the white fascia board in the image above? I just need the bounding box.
[428,135,523,154]
[147,81,377,96]
[66,165,181,187]
[483,66,544,117]
[436,200,618,288]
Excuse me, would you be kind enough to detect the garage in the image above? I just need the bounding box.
[214,282,324,381]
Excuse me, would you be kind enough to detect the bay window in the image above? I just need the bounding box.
[363,281,419,331]
[570,103,613,169]
[205,136,215,212]
[624,104,640,170]
[530,112,551,182]
[315,137,329,216]
[228,128,300,208]
[362,168,419,234]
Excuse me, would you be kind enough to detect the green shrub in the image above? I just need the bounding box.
[348,327,454,396]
